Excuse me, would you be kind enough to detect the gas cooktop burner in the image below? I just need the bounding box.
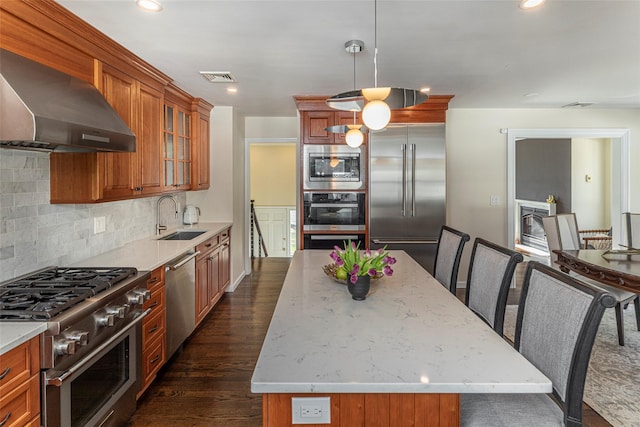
[0,266,138,320]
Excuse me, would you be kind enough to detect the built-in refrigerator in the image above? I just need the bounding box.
[369,124,446,273]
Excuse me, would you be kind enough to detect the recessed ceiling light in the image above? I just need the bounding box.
[136,0,163,12]
[524,92,539,97]
[420,87,431,93]
[561,102,596,108]
[520,0,545,9]
[227,87,238,94]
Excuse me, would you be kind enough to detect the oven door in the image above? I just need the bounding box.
[304,233,366,250]
[304,192,365,230]
[43,312,147,427]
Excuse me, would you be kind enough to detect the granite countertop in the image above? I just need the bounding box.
[251,250,552,394]
[0,222,232,355]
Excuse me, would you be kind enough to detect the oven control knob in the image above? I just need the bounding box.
[55,339,77,356]
[66,331,89,346]
[128,289,151,305]
[97,313,115,327]
[107,306,126,319]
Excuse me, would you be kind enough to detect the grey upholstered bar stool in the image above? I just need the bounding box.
[433,225,470,294]
[464,238,523,336]
[461,261,615,427]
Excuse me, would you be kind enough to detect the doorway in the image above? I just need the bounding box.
[507,128,630,250]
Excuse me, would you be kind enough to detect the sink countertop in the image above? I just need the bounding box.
[72,222,232,272]
[0,222,231,354]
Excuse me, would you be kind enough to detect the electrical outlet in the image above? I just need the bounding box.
[291,397,331,424]
[94,216,106,234]
[490,195,500,206]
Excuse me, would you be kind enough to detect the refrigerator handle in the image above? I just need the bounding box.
[401,144,407,217]
[411,143,416,217]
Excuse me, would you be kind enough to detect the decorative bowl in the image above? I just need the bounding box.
[322,263,383,284]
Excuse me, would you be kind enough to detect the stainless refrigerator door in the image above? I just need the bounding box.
[407,124,446,238]
[369,126,410,238]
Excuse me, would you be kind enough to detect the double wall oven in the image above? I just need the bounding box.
[302,144,367,249]
[0,266,151,427]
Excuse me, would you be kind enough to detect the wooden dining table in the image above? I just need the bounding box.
[554,249,640,294]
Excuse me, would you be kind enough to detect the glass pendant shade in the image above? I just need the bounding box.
[362,87,391,102]
[362,100,391,130]
[345,128,364,147]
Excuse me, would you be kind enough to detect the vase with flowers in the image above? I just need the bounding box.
[329,241,396,300]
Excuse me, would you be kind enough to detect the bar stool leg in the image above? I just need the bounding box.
[615,303,624,346]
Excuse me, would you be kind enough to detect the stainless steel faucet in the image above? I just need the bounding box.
[156,195,178,235]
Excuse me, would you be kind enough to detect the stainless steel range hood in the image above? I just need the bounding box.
[0,49,136,152]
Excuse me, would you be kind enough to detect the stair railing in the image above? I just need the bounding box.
[250,200,268,258]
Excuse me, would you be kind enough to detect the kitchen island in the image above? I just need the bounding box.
[251,250,551,426]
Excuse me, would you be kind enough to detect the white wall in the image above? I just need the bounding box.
[571,138,611,229]
[447,108,640,280]
[246,116,298,140]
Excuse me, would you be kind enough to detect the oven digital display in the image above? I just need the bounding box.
[309,154,360,181]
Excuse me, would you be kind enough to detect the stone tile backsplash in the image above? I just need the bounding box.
[0,150,185,281]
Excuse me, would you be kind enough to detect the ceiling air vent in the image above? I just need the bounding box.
[561,102,596,108]
[200,71,237,83]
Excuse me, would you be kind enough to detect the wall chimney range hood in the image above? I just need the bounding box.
[0,49,136,152]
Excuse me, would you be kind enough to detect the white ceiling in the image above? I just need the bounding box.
[57,0,640,117]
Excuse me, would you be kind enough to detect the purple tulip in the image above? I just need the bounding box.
[384,265,394,276]
[350,273,358,284]
[336,258,344,266]
[351,264,360,274]
[368,268,377,276]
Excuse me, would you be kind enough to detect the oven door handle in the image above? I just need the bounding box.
[45,309,152,387]
[309,203,359,208]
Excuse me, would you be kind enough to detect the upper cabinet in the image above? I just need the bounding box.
[1,1,212,203]
[298,110,363,145]
[163,85,193,192]
[192,98,214,190]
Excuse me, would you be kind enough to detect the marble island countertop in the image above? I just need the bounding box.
[0,222,231,355]
[251,250,552,394]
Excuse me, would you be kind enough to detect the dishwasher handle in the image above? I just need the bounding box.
[166,251,200,271]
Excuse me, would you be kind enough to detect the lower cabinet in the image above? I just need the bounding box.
[195,228,231,327]
[137,266,166,399]
[0,336,40,426]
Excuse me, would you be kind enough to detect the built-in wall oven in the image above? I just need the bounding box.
[303,192,365,231]
[303,233,366,250]
[303,144,365,190]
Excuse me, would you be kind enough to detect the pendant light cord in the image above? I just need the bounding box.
[373,0,378,89]
[353,50,357,122]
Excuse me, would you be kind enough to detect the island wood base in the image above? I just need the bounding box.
[262,393,460,427]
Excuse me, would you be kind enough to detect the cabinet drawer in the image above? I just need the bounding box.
[0,338,39,395]
[220,228,230,241]
[196,236,219,256]
[144,282,166,313]
[142,308,166,345]
[146,266,164,293]
[0,374,39,427]
[142,335,165,384]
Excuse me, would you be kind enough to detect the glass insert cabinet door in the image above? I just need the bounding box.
[164,103,192,189]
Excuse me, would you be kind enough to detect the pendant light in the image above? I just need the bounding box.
[326,0,428,130]
[325,40,366,148]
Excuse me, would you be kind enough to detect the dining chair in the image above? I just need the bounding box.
[543,214,640,346]
[461,261,616,427]
[433,225,470,294]
[464,238,523,336]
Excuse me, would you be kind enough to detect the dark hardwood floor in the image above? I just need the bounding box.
[129,256,610,426]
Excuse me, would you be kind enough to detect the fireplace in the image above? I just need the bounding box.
[515,199,557,254]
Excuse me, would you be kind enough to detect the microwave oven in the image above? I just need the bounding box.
[303,144,365,190]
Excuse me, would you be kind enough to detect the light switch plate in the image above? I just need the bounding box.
[94,216,106,234]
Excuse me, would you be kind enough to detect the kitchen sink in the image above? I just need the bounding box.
[157,230,207,241]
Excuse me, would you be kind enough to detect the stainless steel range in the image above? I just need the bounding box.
[0,266,151,427]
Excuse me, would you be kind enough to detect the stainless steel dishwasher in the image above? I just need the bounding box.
[165,250,199,358]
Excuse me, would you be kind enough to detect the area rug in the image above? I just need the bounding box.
[504,305,640,427]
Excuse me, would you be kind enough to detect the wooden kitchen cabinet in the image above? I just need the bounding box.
[195,228,231,326]
[164,85,193,192]
[299,110,361,145]
[192,98,213,190]
[137,266,166,398]
[50,61,166,203]
[0,336,40,426]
